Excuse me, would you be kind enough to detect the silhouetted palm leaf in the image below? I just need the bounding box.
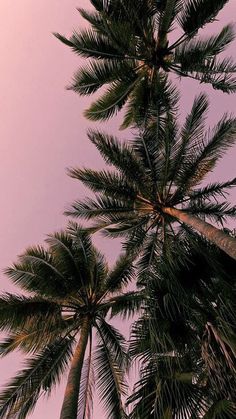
[0,225,138,418]
[67,95,236,261]
[55,0,234,125]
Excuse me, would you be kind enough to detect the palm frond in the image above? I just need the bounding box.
[158,0,182,47]
[129,315,151,360]
[178,0,230,36]
[0,317,73,356]
[66,221,96,264]
[108,291,145,320]
[136,229,162,272]
[5,246,68,297]
[176,24,235,61]
[127,361,156,419]
[68,167,137,200]
[94,323,128,419]
[66,195,134,221]
[0,337,74,419]
[185,201,236,223]
[105,253,135,293]
[176,115,236,191]
[174,54,236,93]
[71,59,136,96]
[203,400,236,419]
[87,130,146,185]
[66,222,105,293]
[181,91,209,142]
[45,231,82,290]
[199,57,236,93]
[121,73,179,130]
[84,77,141,121]
[187,178,236,202]
[97,212,147,236]
[122,223,151,256]
[54,29,125,60]
[96,318,128,368]
[170,92,208,185]
[77,8,104,33]
[0,295,61,332]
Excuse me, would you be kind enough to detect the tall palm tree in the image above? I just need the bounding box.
[128,234,236,418]
[66,93,236,261]
[55,0,236,126]
[0,222,142,419]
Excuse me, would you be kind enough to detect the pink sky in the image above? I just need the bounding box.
[0,1,235,417]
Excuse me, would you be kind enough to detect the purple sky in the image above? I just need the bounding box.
[0,1,236,417]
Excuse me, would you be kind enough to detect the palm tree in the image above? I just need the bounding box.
[55,0,236,126]
[66,93,236,261]
[0,222,143,419]
[127,234,236,418]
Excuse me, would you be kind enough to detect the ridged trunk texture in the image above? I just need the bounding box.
[60,316,91,419]
[163,206,236,261]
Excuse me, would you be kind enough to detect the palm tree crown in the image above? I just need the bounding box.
[66,93,236,264]
[0,223,142,419]
[55,0,236,126]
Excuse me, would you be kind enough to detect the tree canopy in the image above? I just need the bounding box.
[0,224,142,419]
[55,0,236,126]
[66,93,236,262]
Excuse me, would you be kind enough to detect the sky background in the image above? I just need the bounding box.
[0,1,235,418]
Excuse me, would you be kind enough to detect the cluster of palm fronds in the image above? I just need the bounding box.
[1,1,236,418]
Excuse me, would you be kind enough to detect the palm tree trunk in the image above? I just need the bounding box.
[163,206,236,260]
[60,315,91,419]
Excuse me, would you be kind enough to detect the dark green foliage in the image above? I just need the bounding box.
[67,94,236,265]
[55,0,235,125]
[0,337,74,419]
[127,236,236,418]
[178,0,230,36]
[0,225,139,418]
[3,2,235,417]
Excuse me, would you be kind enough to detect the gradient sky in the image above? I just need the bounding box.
[0,1,236,418]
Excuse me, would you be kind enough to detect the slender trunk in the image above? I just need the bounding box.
[60,316,91,419]
[163,206,236,260]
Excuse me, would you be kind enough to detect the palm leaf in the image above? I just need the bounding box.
[45,231,82,289]
[203,400,236,419]
[176,115,236,192]
[0,295,61,332]
[187,178,236,202]
[0,337,74,419]
[68,167,138,200]
[84,77,141,121]
[71,59,136,96]
[0,316,73,356]
[176,24,235,62]
[5,246,68,297]
[96,318,128,368]
[66,195,134,221]
[105,253,135,293]
[158,0,182,47]
[107,291,145,319]
[87,130,146,186]
[54,30,125,60]
[77,8,105,33]
[178,0,230,36]
[94,323,127,419]
[66,221,96,268]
